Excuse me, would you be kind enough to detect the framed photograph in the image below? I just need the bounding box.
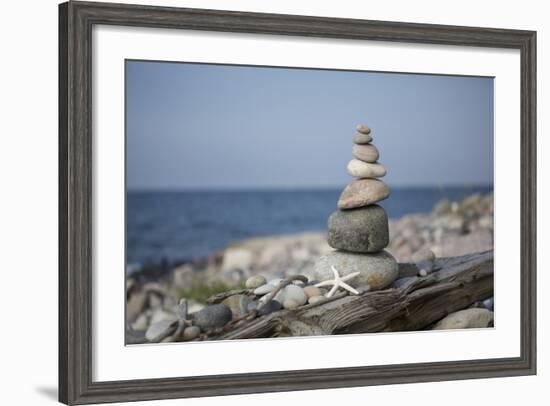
[59,1,536,404]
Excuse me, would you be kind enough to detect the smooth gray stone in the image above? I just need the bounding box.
[328,205,389,253]
[258,300,282,316]
[353,132,373,144]
[314,250,398,290]
[192,304,232,330]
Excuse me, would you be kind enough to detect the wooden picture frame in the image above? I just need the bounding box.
[59,1,536,404]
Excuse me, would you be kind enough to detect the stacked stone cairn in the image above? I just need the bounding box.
[313,124,399,291]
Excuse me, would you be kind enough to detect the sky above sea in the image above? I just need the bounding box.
[126,61,494,190]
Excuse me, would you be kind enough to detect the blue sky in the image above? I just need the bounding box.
[126,60,493,190]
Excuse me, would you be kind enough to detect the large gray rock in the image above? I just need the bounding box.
[314,250,398,290]
[432,308,494,330]
[327,205,389,252]
[337,179,390,209]
[192,304,232,330]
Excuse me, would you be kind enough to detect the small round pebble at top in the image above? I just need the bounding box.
[356,124,371,134]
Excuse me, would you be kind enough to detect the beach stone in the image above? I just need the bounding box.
[327,205,389,253]
[222,295,251,319]
[192,304,232,330]
[314,250,399,290]
[245,275,267,289]
[182,326,201,341]
[221,247,253,272]
[303,286,322,298]
[352,144,379,163]
[275,285,308,306]
[353,132,373,144]
[145,319,178,342]
[131,313,149,331]
[356,124,371,134]
[254,284,274,296]
[338,179,390,209]
[150,309,178,325]
[308,295,325,304]
[432,308,494,330]
[347,159,386,178]
[283,299,300,310]
[258,300,282,316]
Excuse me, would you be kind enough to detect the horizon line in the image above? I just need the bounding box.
[127,183,494,193]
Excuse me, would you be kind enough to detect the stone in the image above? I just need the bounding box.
[353,132,373,144]
[352,144,379,163]
[411,248,436,276]
[308,295,325,304]
[182,326,201,341]
[432,308,494,330]
[283,299,300,310]
[327,205,389,253]
[222,295,251,318]
[258,300,282,316]
[150,309,178,325]
[245,275,267,289]
[356,124,371,134]
[347,159,386,178]
[192,304,232,330]
[303,286,322,298]
[131,313,149,331]
[275,285,308,306]
[314,250,399,290]
[337,179,390,209]
[254,284,275,296]
[127,292,146,322]
[145,319,178,342]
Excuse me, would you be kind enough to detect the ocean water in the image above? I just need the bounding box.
[127,186,492,268]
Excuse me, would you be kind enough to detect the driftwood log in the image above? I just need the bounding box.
[211,250,493,340]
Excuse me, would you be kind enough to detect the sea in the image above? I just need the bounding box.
[127,186,492,271]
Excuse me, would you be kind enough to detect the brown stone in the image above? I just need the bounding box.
[337,179,390,209]
[352,144,379,163]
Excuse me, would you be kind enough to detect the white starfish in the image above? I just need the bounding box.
[314,266,361,298]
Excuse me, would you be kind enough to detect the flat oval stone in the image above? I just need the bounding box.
[432,308,494,330]
[353,132,373,144]
[303,286,322,298]
[253,284,274,295]
[356,124,371,134]
[327,205,389,252]
[314,250,398,290]
[337,179,390,209]
[182,326,201,341]
[192,304,232,330]
[352,144,379,163]
[347,159,386,178]
[145,319,177,342]
[245,275,267,289]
